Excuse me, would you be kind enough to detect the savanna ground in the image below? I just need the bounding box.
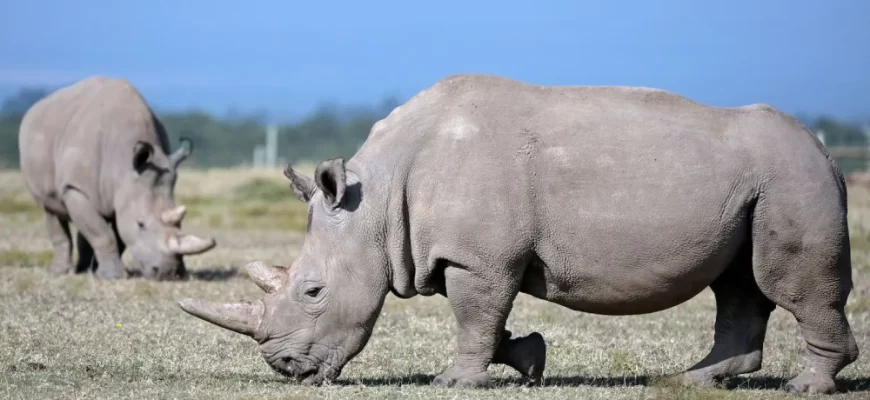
[0,167,868,400]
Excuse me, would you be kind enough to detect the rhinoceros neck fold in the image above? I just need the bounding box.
[345,154,418,299]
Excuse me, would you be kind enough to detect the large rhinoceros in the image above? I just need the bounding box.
[179,74,858,394]
[19,76,216,281]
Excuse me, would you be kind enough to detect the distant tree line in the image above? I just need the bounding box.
[0,86,868,172]
[0,86,402,169]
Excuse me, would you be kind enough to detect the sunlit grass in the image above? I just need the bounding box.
[0,167,867,399]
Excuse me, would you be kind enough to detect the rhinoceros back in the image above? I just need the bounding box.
[18,76,171,217]
[352,74,845,314]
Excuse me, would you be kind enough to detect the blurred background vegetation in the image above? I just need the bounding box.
[1,85,867,173]
[0,86,403,169]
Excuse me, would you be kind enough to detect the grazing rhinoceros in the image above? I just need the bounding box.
[19,76,216,281]
[179,74,858,394]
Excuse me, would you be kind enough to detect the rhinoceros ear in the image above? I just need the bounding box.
[283,162,316,203]
[132,141,154,174]
[315,158,346,209]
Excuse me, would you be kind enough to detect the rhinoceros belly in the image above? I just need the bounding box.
[520,142,754,315]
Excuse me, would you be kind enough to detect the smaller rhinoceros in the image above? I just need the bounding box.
[18,76,216,280]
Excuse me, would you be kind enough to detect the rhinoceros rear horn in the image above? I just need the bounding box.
[245,261,287,293]
[169,137,193,169]
[161,205,187,225]
[178,298,263,337]
[168,233,216,255]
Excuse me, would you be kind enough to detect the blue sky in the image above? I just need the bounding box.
[1,0,868,121]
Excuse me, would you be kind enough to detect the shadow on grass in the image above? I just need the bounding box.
[8,362,870,394]
[340,374,870,393]
[724,376,870,393]
[189,267,238,281]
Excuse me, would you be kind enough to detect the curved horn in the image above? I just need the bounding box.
[168,234,216,255]
[245,261,287,294]
[161,205,187,225]
[178,298,263,337]
[169,137,193,169]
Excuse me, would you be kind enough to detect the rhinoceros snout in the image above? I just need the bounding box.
[143,264,188,281]
[270,357,320,384]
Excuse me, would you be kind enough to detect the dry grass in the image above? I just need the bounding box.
[0,168,868,399]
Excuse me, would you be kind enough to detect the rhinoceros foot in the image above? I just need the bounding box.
[431,368,491,388]
[785,371,837,395]
[48,259,73,275]
[95,261,129,280]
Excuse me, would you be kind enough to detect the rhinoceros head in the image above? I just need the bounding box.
[179,158,389,384]
[115,139,217,280]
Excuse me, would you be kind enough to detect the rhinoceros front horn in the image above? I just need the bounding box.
[178,298,264,337]
[168,234,216,255]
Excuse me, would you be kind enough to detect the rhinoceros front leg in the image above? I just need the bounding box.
[432,261,522,388]
[44,211,73,275]
[63,189,128,280]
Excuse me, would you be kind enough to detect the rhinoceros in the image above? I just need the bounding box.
[179,74,858,394]
[19,76,216,281]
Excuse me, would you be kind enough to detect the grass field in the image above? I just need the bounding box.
[0,167,868,400]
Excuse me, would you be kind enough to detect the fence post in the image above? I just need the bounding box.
[265,124,278,168]
[865,125,870,172]
[253,145,265,168]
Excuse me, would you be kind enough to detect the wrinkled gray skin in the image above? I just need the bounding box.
[19,76,217,281]
[180,74,858,394]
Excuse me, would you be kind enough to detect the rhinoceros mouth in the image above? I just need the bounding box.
[269,356,321,384]
[268,355,343,386]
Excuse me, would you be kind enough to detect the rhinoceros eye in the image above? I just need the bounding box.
[305,287,322,298]
[137,221,145,230]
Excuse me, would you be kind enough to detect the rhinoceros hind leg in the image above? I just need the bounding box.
[679,244,774,387]
[493,330,546,384]
[751,195,858,394]
[63,189,128,280]
[74,231,95,273]
[432,261,522,388]
[44,211,73,275]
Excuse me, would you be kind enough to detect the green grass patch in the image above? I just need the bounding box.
[850,227,870,252]
[232,178,291,202]
[847,295,870,314]
[647,377,742,400]
[0,196,40,216]
[0,249,53,267]
[14,275,35,293]
[176,178,308,231]
[609,350,637,376]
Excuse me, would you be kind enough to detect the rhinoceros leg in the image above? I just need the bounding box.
[44,211,73,275]
[750,194,858,394]
[109,216,126,258]
[679,245,774,386]
[492,329,546,383]
[63,189,128,280]
[74,231,95,273]
[431,261,522,388]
